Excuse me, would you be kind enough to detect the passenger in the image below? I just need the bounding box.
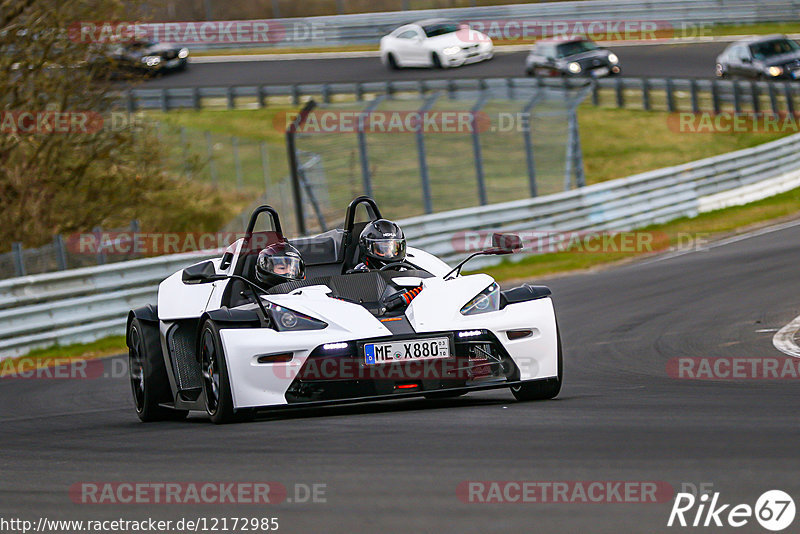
[255,241,305,287]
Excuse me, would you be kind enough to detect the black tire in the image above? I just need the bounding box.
[431,52,443,69]
[200,320,252,424]
[510,327,563,402]
[128,318,188,422]
[386,53,400,70]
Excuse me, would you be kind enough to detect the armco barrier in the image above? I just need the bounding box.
[2,132,800,358]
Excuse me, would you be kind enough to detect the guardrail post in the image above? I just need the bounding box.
[160,88,169,112]
[784,83,795,116]
[507,78,514,100]
[615,77,624,108]
[418,80,426,98]
[227,87,236,109]
[416,93,439,214]
[205,131,218,185]
[386,81,394,100]
[591,81,599,106]
[711,80,721,114]
[666,78,676,112]
[193,87,202,110]
[355,83,363,101]
[767,83,779,115]
[447,79,456,99]
[180,127,190,176]
[471,94,489,206]
[322,83,331,104]
[12,242,25,277]
[232,136,243,189]
[750,81,760,114]
[257,85,267,108]
[53,235,67,271]
[732,81,742,113]
[642,78,651,111]
[690,79,700,113]
[292,84,300,105]
[126,90,136,113]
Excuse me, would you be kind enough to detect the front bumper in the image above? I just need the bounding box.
[220,297,559,409]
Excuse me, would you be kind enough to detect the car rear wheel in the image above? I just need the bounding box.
[386,53,400,70]
[510,328,563,401]
[200,320,253,424]
[431,52,443,68]
[128,318,188,422]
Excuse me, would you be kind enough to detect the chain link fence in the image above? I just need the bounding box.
[288,83,589,233]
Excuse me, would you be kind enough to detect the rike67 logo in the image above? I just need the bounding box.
[668,490,795,531]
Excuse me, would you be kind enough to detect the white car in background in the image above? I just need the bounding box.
[380,19,493,69]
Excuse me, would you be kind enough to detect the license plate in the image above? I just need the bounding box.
[364,337,450,365]
[592,67,610,77]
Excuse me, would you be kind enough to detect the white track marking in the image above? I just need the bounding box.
[774,314,800,358]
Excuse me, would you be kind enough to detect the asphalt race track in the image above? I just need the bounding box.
[141,41,729,88]
[2,220,799,533]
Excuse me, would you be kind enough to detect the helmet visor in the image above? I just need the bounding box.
[265,255,305,280]
[365,238,406,261]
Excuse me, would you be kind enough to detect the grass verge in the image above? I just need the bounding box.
[0,336,127,377]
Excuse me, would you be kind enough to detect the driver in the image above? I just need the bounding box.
[353,219,407,272]
[255,241,305,287]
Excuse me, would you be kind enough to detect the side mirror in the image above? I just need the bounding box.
[742,57,751,63]
[490,233,523,255]
[546,56,556,63]
[182,261,224,284]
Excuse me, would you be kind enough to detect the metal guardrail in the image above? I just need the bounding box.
[125,77,800,116]
[176,0,800,50]
[2,130,800,358]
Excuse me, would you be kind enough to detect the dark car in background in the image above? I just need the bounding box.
[525,37,621,78]
[106,40,189,75]
[716,35,800,80]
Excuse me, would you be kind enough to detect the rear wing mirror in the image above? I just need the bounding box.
[490,233,522,255]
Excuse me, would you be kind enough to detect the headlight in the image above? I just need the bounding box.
[141,55,161,67]
[178,48,189,59]
[461,283,500,316]
[768,66,783,77]
[568,62,582,74]
[265,302,327,331]
[608,53,619,64]
[443,46,461,56]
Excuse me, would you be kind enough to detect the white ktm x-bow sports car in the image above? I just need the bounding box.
[126,197,562,423]
[380,19,493,69]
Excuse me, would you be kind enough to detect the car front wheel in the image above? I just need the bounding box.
[510,328,563,401]
[200,320,253,424]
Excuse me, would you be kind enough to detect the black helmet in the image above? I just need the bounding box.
[255,241,305,287]
[359,219,406,268]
